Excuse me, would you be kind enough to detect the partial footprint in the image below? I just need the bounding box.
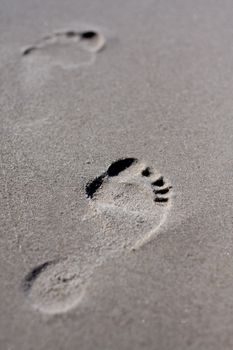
[21,29,105,88]
[23,258,91,315]
[22,30,105,57]
[86,157,172,250]
[23,158,172,314]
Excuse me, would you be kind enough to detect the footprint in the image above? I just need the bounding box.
[22,158,172,314]
[22,29,105,58]
[22,259,90,315]
[21,29,105,88]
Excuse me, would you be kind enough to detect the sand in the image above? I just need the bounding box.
[0,0,233,349]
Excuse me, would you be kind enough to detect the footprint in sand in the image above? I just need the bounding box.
[22,259,90,315]
[21,29,105,88]
[23,158,172,314]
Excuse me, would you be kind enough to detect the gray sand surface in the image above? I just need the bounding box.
[0,0,233,349]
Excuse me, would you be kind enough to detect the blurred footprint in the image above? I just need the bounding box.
[21,28,105,88]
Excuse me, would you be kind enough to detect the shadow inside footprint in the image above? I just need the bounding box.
[23,261,53,292]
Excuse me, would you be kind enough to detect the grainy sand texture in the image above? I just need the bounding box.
[0,0,233,349]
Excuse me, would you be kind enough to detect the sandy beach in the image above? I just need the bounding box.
[0,0,233,349]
